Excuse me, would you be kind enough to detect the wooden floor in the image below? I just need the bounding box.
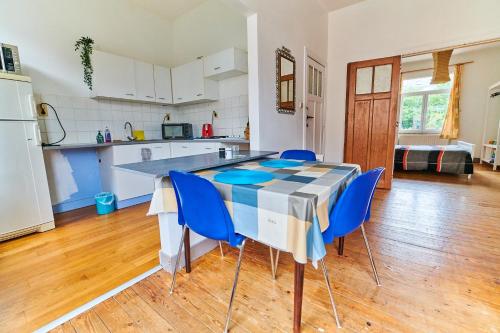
[2,165,499,332]
[43,165,500,333]
[0,204,160,332]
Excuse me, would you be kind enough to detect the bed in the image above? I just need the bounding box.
[394,141,474,177]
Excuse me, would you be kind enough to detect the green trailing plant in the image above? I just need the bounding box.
[74,36,95,90]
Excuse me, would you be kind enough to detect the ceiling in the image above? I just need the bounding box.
[127,0,207,21]
[318,0,366,12]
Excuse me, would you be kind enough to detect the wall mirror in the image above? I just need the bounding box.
[276,47,296,114]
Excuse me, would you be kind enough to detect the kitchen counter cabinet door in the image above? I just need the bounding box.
[170,142,218,158]
[153,65,173,104]
[134,61,156,102]
[93,50,136,100]
[147,143,172,160]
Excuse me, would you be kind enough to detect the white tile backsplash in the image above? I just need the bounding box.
[36,93,249,145]
[170,94,249,138]
[36,95,175,144]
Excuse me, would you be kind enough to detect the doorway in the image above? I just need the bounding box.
[304,55,325,154]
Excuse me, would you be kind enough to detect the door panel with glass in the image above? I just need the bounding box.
[305,58,325,153]
[344,56,401,189]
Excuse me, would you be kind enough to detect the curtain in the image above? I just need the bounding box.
[440,64,462,139]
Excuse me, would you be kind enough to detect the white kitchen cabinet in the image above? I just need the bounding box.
[170,142,219,158]
[153,65,173,104]
[204,48,248,80]
[99,143,171,205]
[146,143,172,160]
[134,61,156,102]
[92,50,136,100]
[171,60,218,104]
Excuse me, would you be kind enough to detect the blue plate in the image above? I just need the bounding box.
[214,170,274,185]
[260,159,304,168]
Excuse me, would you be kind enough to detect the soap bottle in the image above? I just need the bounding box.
[104,126,112,143]
[96,130,104,144]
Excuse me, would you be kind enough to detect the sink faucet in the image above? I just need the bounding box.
[124,121,135,141]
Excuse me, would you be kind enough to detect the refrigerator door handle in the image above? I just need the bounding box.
[33,123,42,146]
[28,94,37,119]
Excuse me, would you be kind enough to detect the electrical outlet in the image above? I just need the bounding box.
[38,104,48,117]
[163,113,170,123]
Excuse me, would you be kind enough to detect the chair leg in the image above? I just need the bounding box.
[224,240,247,333]
[170,225,187,295]
[360,224,381,286]
[269,247,280,279]
[338,237,345,255]
[219,241,225,257]
[320,258,341,328]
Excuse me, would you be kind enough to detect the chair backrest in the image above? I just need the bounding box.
[280,149,317,161]
[169,170,240,246]
[323,167,385,244]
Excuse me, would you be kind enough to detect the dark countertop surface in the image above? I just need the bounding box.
[42,138,250,150]
[114,150,278,178]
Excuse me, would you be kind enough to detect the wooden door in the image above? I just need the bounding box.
[344,56,400,189]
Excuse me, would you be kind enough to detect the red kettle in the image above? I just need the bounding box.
[201,123,213,138]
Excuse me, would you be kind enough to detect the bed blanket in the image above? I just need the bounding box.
[394,145,473,175]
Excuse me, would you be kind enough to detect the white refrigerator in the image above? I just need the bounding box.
[0,74,54,241]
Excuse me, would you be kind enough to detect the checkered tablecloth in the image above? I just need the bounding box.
[148,159,361,264]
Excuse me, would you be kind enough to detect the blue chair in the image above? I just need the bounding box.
[320,167,385,327]
[280,149,317,161]
[337,169,381,255]
[169,170,246,333]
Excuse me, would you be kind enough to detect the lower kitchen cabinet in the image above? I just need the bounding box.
[98,143,172,208]
[170,142,219,157]
[98,141,230,209]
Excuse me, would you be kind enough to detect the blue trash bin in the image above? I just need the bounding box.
[95,192,116,215]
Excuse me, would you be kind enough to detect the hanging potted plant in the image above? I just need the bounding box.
[74,36,95,90]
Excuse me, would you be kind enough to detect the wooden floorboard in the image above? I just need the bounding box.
[0,203,160,332]
[2,165,499,332]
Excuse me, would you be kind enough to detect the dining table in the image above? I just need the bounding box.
[116,151,361,332]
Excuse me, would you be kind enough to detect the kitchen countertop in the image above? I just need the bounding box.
[42,138,250,150]
[113,150,278,178]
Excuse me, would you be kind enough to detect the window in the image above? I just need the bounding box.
[399,75,453,133]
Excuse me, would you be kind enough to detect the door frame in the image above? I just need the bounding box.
[302,47,327,153]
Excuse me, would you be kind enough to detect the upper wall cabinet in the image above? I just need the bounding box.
[134,61,156,102]
[92,50,136,100]
[92,51,172,105]
[153,65,173,104]
[203,48,248,80]
[172,60,218,104]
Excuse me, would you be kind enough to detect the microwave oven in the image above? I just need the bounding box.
[162,123,193,139]
[0,44,21,74]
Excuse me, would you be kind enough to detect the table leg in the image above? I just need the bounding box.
[338,237,344,255]
[294,262,305,333]
[184,228,191,273]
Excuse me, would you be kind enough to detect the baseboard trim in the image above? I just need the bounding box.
[33,265,161,333]
[116,193,152,209]
[159,237,218,273]
[52,197,96,213]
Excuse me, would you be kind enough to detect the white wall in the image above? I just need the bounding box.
[172,0,247,66]
[325,0,500,162]
[0,0,174,97]
[400,45,500,157]
[239,0,328,152]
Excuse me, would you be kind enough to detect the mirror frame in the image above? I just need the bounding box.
[276,46,296,114]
